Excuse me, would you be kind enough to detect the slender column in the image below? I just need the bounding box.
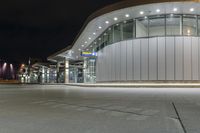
[83,59,87,83]
[64,59,69,83]
[56,62,60,83]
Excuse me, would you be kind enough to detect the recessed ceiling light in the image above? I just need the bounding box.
[156,9,160,13]
[93,32,96,35]
[99,38,101,40]
[170,14,174,17]
[190,8,194,12]
[105,21,109,24]
[140,11,144,15]
[125,14,130,17]
[173,8,178,12]
[144,16,147,19]
[90,45,93,47]
[78,49,81,51]
[85,41,87,44]
[114,17,118,21]
[76,56,79,59]
[81,45,84,47]
[88,37,91,40]
[98,26,102,29]
[86,49,89,51]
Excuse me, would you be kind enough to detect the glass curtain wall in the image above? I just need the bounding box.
[88,14,199,52]
[84,58,96,83]
[183,15,197,36]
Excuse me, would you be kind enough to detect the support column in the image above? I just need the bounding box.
[56,62,60,83]
[83,59,87,83]
[64,59,69,83]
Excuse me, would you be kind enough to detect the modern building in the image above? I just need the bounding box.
[18,62,57,84]
[48,0,200,83]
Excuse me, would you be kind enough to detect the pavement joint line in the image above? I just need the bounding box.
[172,102,187,133]
[52,101,153,117]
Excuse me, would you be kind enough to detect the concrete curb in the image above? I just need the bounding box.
[42,83,200,88]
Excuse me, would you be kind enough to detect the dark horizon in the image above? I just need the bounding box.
[0,0,121,65]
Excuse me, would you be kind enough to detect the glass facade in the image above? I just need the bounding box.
[84,58,96,83]
[88,14,200,52]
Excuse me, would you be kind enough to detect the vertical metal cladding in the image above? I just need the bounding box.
[96,36,200,82]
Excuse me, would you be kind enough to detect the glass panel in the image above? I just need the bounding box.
[166,14,182,35]
[198,16,200,36]
[149,15,165,36]
[183,15,197,36]
[108,27,113,44]
[93,41,98,52]
[136,17,148,37]
[97,36,103,51]
[113,23,122,43]
[123,20,133,40]
[103,31,109,48]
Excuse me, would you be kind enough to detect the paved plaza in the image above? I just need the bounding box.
[0,84,200,133]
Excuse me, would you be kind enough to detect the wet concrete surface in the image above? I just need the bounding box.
[0,84,200,133]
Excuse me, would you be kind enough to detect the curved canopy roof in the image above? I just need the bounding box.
[48,0,200,62]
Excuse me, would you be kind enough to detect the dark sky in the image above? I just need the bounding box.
[0,0,121,65]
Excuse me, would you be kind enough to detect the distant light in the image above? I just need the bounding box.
[105,21,109,24]
[190,8,194,12]
[114,17,118,21]
[76,56,79,59]
[156,9,160,13]
[98,38,101,40]
[125,14,130,17]
[140,11,144,15]
[98,26,102,29]
[144,16,148,19]
[173,8,178,12]
[10,64,14,72]
[170,14,174,17]
[93,32,96,35]
[187,29,191,35]
[78,49,81,51]
[86,49,89,51]
[85,41,87,44]
[88,37,91,40]
[3,63,7,72]
[81,45,84,47]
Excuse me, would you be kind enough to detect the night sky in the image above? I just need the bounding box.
[0,0,121,65]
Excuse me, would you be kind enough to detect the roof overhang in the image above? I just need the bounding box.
[48,0,200,62]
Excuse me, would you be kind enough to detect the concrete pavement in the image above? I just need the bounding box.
[0,84,200,133]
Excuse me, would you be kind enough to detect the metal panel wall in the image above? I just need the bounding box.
[103,47,108,81]
[133,39,141,80]
[149,38,158,80]
[120,41,127,81]
[175,37,183,80]
[184,37,192,80]
[107,45,112,81]
[96,36,200,82]
[157,37,166,80]
[192,37,199,80]
[141,39,149,80]
[166,37,175,80]
[115,42,121,81]
[111,43,116,81]
[126,40,133,80]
